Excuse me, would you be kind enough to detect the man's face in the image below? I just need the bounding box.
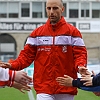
[46,0,64,24]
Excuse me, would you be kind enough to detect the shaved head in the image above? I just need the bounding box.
[60,0,63,5]
[46,0,63,7]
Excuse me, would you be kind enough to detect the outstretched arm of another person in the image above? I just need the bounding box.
[80,72,100,96]
[56,73,100,88]
[56,70,92,87]
[80,74,93,86]
[12,81,31,94]
[0,67,15,87]
[0,59,32,85]
[0,67,32,89]
[14,71,33,85]
[56,74,100,97]
[56,75,86,87]
[81,72,100,86]
[56,75,73,86]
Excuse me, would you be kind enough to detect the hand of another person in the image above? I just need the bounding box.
[56,75,73,86]
[15,71,33,85]
[80,74,93,86]
[93,92,100,96]
[0,61,11,69]
[12,81,31,94]
[80,71,95,86]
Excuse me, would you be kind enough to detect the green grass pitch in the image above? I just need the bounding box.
[0,87,100,100]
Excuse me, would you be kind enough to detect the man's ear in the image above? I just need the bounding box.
[61,6,65,13]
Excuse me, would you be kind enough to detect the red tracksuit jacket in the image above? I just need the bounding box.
[10,17,87,95]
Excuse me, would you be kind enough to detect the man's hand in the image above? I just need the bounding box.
[0,61,11,69]
[78,66,88,75]
[15,71,33,85]
[12,81,32,94]
[56,75,73,86]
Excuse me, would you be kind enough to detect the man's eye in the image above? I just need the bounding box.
[53,7,59,10]
[46,7,59,10]
[47,7,51,10]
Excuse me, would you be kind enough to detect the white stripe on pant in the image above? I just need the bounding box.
[37,93,74,100]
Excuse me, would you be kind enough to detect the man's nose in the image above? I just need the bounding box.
[50,8,54,13]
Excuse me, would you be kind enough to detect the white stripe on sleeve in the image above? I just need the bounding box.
[0,67,9,81]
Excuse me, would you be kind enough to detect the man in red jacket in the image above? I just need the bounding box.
[0,0,87,99]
